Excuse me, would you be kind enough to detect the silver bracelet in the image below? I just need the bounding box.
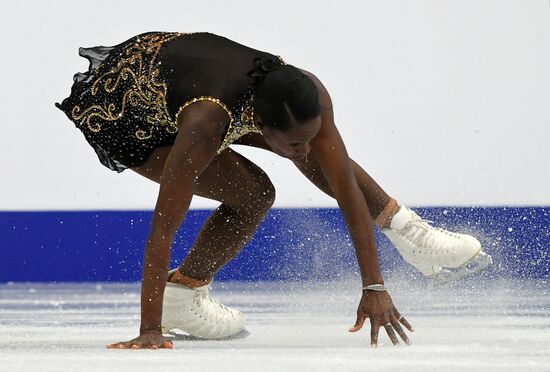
[362,284,387,291]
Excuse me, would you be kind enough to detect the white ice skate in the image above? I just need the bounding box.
[162,269,246,339]
[381,205,492,284]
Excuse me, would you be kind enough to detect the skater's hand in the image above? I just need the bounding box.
[349,290,414,347]
[106,331,174,350]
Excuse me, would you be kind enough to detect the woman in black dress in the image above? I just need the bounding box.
[55,31,490,349]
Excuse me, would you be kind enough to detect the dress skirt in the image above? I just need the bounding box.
[55,31,186,173]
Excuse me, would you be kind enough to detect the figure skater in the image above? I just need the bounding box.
[55,31,492,349]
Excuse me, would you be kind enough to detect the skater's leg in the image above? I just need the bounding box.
[177,148,275,282]
[132,147,266,338]
[233,133,398,226]
[131,147,275,285]
[230,134,491,282]
[291,153,490,281]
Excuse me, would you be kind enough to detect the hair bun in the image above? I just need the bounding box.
[246,57,282,84]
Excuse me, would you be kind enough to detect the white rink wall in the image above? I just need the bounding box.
[1,0,548,210]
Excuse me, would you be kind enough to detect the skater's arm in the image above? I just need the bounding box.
[311,125,383,285]
[141,102,227,333]
[306,76,383,285]
[108,102,228,349]
[306,72,413,347]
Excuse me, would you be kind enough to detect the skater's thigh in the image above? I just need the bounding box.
[130,145,172,183]
[194,148,275,208]
[130,146,275,208]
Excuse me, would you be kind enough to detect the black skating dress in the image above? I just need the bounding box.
[55,31,286,173]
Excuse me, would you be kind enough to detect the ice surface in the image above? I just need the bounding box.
[0,279,548,372]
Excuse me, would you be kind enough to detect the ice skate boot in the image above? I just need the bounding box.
[381,205,492,283]
[162,269,246,339]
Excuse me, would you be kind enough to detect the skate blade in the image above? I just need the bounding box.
[165,328,250,341]
[430,251,493,285]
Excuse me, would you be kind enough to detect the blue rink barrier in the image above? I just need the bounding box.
[0,207,548,282]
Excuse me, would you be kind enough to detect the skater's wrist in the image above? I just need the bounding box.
[362,284,387,292]
[362,275,385,287]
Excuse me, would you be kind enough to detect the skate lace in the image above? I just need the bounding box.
[402,212,461,255]
[193,286,234,324]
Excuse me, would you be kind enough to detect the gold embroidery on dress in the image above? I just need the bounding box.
[71,32,188,139]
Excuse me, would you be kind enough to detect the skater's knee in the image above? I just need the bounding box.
[252,178,276,213]
[245,177,276,215]
[223,173,275,216]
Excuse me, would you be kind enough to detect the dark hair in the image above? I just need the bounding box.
[251,61,320,131]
